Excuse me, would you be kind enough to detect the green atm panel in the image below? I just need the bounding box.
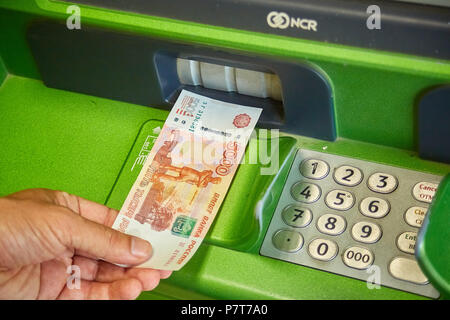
[0,0,449,300]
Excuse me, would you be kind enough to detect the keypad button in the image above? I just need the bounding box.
[368,172,398,194]
[359,197,390,219]
[281,205,312,228]
[325,189,354,211]
[342,247,374,270]
[412,182,438,203]
[389,257,429,284]
[404,206,428,228]
[317,213,346,236]
[308,239,338,261]
[351,221,382,244]
[397,232,417,254]
[333,165,363,187]
[299,159,329,180]
[291,182,321,203]
[272,229,304,253]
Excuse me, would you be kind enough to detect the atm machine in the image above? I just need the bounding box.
[0,0,449,299]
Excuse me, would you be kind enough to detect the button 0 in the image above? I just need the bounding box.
[308,238,338,261]
[281,205,312,228]
[316,213,346,236]
[368,173,398,194]
[351,221,382,244]
[412,182,438,203]
[325,189,354,211]
[396,232,417,254]
[389,257,429,284]
[333,165,363,187]
[299,159,329,180]
[272,229,304,253]
[291,182,321,203]
[359,197,390,219]
[404,206,428,228]
[342,247,374,270]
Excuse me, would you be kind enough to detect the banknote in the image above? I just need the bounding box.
[112,90,262,270]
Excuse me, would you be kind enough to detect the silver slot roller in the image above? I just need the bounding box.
[176,58,282,101]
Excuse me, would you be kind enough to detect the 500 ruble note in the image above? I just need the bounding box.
[112,90,262,270]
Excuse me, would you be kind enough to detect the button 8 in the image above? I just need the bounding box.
[316,213,346,236]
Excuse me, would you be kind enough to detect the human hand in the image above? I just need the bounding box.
[0,188,171,300]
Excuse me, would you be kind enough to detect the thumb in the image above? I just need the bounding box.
[60,209,153,266]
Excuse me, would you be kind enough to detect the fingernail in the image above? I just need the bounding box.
[131,237,152,259]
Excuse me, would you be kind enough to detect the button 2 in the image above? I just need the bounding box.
[325,190,354,211]
[291,182,321,203]
[299,159,330,180]
[281,205,312,228]
[368,173,398,194]
[342,247,374,270]
[272,229,304,253]
[333,165,363,187]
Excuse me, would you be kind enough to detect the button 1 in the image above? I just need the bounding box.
[351,221,382,244]
[359,197,390,219]
[412,182,438,203]
[397,232,417,254]
[316,213,346,236]
[368,173,398,194]
[281,205,313,228]
[333,165,363,187]
[291,182,321,203]
[272,229,304,253]
[308,238,338,261]
[389,257,429,284]
[342,247,374,270]
[325,189,354,211]
[299,159,330,180]
[404,206,428,228]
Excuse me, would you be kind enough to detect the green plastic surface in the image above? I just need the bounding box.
[1,0,450,300]
[417,174,450,299]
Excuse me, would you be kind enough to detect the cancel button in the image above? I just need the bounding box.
[412,181,438,203]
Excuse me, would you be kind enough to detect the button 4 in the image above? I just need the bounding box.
[291,182,321,203]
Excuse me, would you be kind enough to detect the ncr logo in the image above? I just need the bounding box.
[267,11,317,31]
